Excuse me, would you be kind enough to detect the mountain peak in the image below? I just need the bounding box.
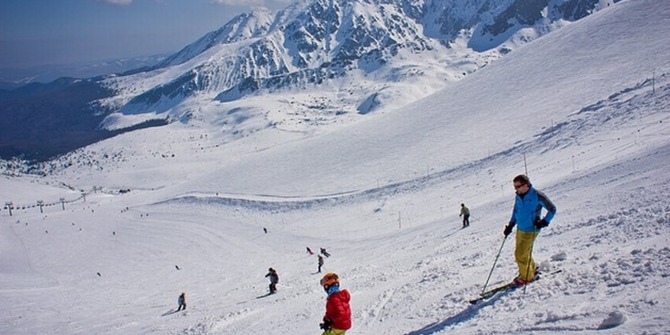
[157,8,276,68]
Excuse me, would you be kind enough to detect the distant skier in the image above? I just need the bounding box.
[319,272,351,335]
[263,227,268,234]
[265,268,279,294]
[318,255,324,273]
[320,248,331,258]
[177,292,187,311]
[503,174,557,286]
[459,203,470,228]
[307,247,314,255]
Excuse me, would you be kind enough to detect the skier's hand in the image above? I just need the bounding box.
[320,319,333,330]
[534,218,549,229]
[503,223,515,237]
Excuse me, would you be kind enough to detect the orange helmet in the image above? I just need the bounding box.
[320,272,339,289]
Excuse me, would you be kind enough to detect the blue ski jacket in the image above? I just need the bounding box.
[509,186,556,232]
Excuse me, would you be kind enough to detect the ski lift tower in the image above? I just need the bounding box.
[4,201,13,216]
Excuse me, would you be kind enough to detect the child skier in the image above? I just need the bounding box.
[319,272,351,335]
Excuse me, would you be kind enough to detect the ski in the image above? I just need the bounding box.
[469,269,562,304]
[468,283,515,304]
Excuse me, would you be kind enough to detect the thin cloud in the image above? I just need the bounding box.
[102,0,133,5]
[211,0,270,6]
[210,0,293,8]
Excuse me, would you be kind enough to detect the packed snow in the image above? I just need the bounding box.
[1,1,669,334]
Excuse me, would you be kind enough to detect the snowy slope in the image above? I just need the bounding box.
[165,0,669,197]
[1,0,670,334]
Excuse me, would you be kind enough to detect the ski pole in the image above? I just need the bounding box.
[481,236,507,294]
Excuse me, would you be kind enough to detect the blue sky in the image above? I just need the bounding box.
[0,0,288,68]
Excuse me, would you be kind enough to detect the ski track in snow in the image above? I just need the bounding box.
[4,142,668,334]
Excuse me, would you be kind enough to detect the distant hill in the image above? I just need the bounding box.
[0,54,168,90]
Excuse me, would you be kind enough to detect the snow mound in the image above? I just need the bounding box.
[598,311,626,330]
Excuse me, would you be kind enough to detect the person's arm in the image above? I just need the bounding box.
[537,190,556,223]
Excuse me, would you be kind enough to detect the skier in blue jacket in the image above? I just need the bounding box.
[503,174,556,286]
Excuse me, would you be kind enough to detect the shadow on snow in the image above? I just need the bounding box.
[405,291,509,335]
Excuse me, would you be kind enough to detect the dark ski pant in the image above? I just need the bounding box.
[177,303,186,311]
[462,215,470,227]
[269,283,277,293]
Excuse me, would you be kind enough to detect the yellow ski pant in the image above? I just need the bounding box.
[322,329,347,335]
[515,230,538,281]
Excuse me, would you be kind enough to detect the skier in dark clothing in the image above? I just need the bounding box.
[320,248,331,258]
[307,246,314,255]
[318,255,324,273]
[459,203,470,227]
[265,268,279,294]
[177,292,186,311]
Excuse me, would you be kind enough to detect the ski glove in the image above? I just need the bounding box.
[503,222,515,237]
[320,319,333,330]
[534,218,549,229]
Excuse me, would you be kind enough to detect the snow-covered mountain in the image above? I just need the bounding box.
[1,0,610,161]
[103,0,609,127]
[1,0,669,334]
